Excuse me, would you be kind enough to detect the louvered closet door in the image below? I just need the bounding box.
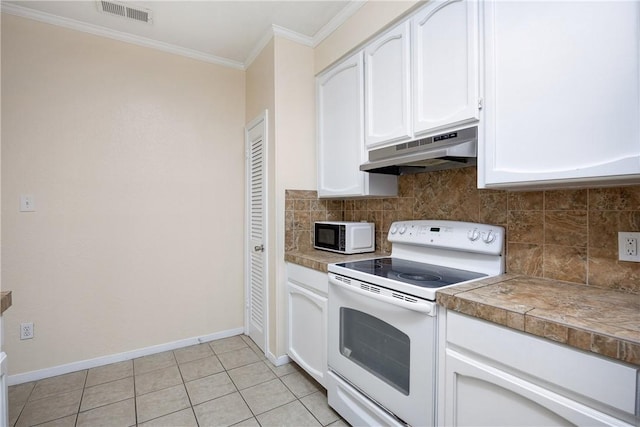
[245,112,267,353]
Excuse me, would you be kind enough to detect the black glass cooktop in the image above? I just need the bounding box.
[336,257,486,288]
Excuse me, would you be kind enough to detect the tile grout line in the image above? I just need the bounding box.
[74,369,89,427]
[140,340,259,425]
[13,382,33,427]
[132,354,139,426]
[173,346,200,427]
[11,337,341,427]
[232,341,276,424]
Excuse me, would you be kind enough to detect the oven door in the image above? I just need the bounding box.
[328,273,437,427]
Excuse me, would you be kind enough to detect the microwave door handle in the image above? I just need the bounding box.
[329,276,435,315]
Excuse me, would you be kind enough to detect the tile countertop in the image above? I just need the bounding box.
[437,275,640,367]
[285,250,640,367]
[1,291,12,315]
[285,249,387,273]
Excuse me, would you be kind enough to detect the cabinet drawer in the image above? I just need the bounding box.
[447,311,639,416]
[286,263,328,295]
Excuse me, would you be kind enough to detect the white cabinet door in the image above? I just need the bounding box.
[317,52,397,198]
[480,0,640,189]
[444,349,634,427]
[412,0,479,137]
[287,281,327,387]
[317,52,365,197]
[364,21,412,148]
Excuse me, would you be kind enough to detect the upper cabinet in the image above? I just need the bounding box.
[412,0,479,137]
[479,0,640,189]
[363,0,480,150]
[317,0,639,195]
[316,52,397,198]
[364,22,412,148]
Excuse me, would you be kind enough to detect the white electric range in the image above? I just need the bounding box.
[326,220,505,426]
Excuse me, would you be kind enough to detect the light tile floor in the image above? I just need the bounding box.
[8,335,349,427]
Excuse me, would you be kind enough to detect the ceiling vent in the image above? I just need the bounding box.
[98,1,153,24]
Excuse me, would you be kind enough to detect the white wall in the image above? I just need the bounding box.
[1,14,247,375]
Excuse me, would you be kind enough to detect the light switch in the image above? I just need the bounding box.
[20,195,35,212]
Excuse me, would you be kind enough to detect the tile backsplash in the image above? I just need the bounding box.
[285,167,640,294]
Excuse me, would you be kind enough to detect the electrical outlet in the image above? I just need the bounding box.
[20,322,34,340]
[618,232,640,262]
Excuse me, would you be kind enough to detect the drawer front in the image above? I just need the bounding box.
[286,263,328,295]
[447,311,639,416]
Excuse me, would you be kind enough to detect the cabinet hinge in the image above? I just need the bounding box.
[478,98,484,110]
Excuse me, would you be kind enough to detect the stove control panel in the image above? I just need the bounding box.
[388,220,505,255]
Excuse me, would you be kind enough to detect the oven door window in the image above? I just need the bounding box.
[339,308,410,395]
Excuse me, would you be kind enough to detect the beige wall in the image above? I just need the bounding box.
[256,0,421,357]
[246,40,275,124]
[1,0,428,374]
[245,39,277,353]
[245,36,316,357]
[274,38,316,191]
[1,14,246,375]
[314,0,419,74]
[273,37,316,356]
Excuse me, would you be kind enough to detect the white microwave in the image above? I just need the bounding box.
[314,221,375,254]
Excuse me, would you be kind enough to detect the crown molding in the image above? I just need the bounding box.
[312,1,367,47]
[244,27,275,69]
[273,24,314,47]
[244,24,314,69]
[243,0,364,69]
[1,3,245,70]
[2,0,367,71]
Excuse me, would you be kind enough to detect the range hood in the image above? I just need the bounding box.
[360,126,478,175]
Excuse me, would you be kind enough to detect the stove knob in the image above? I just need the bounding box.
[467,228,480,241]
[390,225,398,234]
[482,230,496,244]
[398,225,407,235]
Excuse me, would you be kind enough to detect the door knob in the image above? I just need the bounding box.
[254,244,264,252]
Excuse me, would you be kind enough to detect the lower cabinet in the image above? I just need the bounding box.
[442,311,639,427]
[286,263,328,388]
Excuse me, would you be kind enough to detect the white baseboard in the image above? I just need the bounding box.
[267,351,291,367]
[7,327,245,386]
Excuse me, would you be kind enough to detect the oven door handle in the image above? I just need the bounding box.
[329,276,435,315]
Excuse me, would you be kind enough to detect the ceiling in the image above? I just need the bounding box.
[2,0,364,69]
